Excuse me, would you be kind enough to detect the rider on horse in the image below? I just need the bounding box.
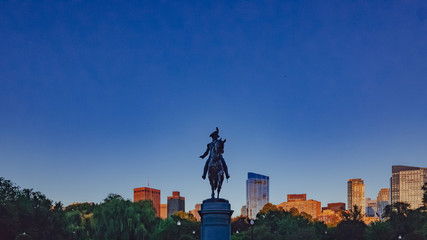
[200,127,230,180]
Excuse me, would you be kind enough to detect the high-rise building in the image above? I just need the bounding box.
[134,187,161,217]
[376,188,390,219]
[347,178,365,215]
[391,165,427,209]
[246,172,269,219]
[160,204,168,219]
[167,191,185,218]
[365,198,377,217]
[279,195,321,219]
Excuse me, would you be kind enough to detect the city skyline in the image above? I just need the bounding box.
[128,165,424,218]
[1,0,427,217]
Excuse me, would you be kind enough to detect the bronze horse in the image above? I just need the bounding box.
[208,138,226,199]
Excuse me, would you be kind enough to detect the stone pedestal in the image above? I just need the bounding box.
[198,198,233,240]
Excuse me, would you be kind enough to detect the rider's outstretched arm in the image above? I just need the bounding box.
[200,144,210,158]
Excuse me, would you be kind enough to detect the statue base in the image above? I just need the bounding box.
[198,198,234,240]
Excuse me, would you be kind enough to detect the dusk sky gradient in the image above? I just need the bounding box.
[1,0,427,216]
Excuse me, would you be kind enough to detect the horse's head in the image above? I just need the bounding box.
[217,138,226,154]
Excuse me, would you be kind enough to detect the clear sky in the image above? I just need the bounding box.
[1,0,426,216]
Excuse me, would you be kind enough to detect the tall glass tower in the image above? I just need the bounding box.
[246,172,269,219]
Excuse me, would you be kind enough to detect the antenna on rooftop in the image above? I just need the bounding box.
[148,176,150,187]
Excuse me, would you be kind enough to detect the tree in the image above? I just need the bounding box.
[422,182,427,207]
[231,216,250,234]
[93,195,158,240]
[340,205,364,222]
[335,205,366,240]
[383,202,412,238]
[152,211,200,240]
[365,221,393,240]
[64,202,95,240]
[0,177,69,240]
[252,203,323,240]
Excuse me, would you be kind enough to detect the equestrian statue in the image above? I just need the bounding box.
[200,127,230,199]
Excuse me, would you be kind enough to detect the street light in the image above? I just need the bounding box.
[398,235,402,240]
[177,220,181,239]
[192,230,195,235]
[250,219,254,240]
[236,230,239,234]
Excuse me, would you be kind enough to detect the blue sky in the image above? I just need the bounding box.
[1,0,426,216]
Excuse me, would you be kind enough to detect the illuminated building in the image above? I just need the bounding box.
[287,194,306,202]
[319,202,345,226]
[134,187,161,217]
[365,198,376,217]
[318,209,341,226]
[279,194,321,219]
[391,165,427,209]
[167,191,185,217]
[246,172,269,219]
[322,202,345,212]
[189,204,201,221]
[376,188,390,219]
[348,178,365,215]
[160,204,167,219]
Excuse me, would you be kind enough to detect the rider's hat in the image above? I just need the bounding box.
[210,127,219,139]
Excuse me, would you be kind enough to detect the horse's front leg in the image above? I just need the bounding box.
[210,177,215,199]
[211,186,215,199]
[217,174,223,199]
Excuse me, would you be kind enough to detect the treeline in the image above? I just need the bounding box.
[0,177,199,240]
[231,201,427,240]
[1,177,426,240]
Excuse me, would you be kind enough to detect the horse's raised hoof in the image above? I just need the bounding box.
[202,175,206,180]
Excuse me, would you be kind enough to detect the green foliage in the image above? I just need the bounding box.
[152,212,200,240]
[334,205,366,240]
[236,203,326,240]
[65,202,96,213]
[422,182,427,206]
[0,177,69,240]
[365,221,393,240]
[4,176,427,240]
[231,216,250,233]
[92,196,158,240]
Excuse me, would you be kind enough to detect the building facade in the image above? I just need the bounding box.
[376,188,390,219]
[365,198,377,217]
[322,202,346,212]
[246,172,269,219]
[318,209,341,226]
[279,198,322,219]
[160,204,168,219]
[287,194,306,202]
[241,205,247,217]
[347,178,365,215]
[167,191,185,218]
[134,187,161,217]
[391,165,427,209]
[189,203,202,221]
